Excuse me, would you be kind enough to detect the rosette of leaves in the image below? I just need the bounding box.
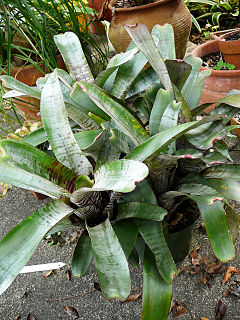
[1,23,240,319]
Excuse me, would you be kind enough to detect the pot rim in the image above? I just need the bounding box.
[113,0,175,12]
[191,39,240,75]
[219,30,240,42]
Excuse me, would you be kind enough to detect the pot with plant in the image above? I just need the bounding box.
[100,0,192,58]
[217,30,240,69]
[1,23,240,319]
[191,39,240,110]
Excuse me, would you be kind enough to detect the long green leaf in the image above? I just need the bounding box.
[41,70,92,175]
[0,200,73,295]
[203,164,240,181]
[0,139,81,191]
[125,23,172,91]
[197,201,235,262]
[224,201,239,243]
[208,178,240,201]
[1,76,41,99]
[72,231,92,277]
[143,246,172,320]
[87,218,131,300]
[117,202,167,221]
[77,81,149,145]
[0,161,70,198]
[135,219,177,283]
[54,32,94,82]
[152,24,176,60]
[125,116,225,162]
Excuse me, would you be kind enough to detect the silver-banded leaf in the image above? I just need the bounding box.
[149,88,174,136]
[78,81,149,145]
[113,220,138,258]
[1,75,41,99]
[72,232,92,277]
[152,24,176,60]
[87,218,131,300]
[70,159,149,205]
[197,201,235,262]
[116,202,167,221]
[54,32,94,83]
[125,23,172,91]
[66,104,100,131]
[125,116,225,162]
[111,48,148,99]
[135,219,177,283]
[0,161,70,198]
[143,246,172,320]
[109,128,135,154]
[95,48,139,88]
[0,200,73,295]
[181,55,202,101]
[41,70,92,176]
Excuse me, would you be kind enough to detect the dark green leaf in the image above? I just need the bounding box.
[72,232,92,277]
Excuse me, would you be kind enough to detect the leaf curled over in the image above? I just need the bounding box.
[222,266,239,285]
[215,300,226,320]
[64,306,79,319]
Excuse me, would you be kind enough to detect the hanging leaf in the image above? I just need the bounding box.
[87,219,131,300]
[72,232,92,277]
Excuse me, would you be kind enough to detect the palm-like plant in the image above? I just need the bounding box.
[1,23,240,319]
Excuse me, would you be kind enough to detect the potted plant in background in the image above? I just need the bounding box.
[1,23,240,319]
[0,0,109,120]
[99,0,192,58]
[217,30,240,69]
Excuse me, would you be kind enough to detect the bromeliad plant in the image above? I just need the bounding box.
[1,23,240,319]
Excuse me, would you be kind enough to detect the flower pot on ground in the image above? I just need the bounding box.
[218,30,240,69]
[1,24,240,320]
[107,0,192,58]
[191,39,240,111]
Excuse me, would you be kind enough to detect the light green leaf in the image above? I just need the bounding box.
[143,246,172,320]
[208,178,240,201]
[87,218,131,300]
[152,24,176,60]
[198,201,235,262]
[116,202,167,221]
[0,200,73,295]
[54,32,94,82]
[41,71,92,176]
[203,164,240,181]
[72,231,92,277]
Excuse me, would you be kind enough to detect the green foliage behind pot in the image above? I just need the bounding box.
[1,23,240,319]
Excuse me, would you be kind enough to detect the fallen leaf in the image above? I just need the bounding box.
[229,280,240,297]
[26,313,36,320]
[222,289,231,297]
[178,265,201,274]
[64,306,79,319]
[66,269,72,281]
[172,300,187,319]
[222,266,239,285]
[121,292,141,303]
[202,256,213,265]
[205,261,222,274]
[189,266,202,275]
[13,315,20,320]
[94,282,102,292]
[200,318,209,320]
[43,270,56,278]
[189,246,201,265]
[200,274,214,286]
[216,300,227,320]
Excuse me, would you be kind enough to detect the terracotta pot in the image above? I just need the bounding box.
[108,0,192,58]
[218,31,240,69]
[5,55,65,120]
[191,39,240,112]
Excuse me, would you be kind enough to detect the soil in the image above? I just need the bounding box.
[225,32,240,41]
[201,51,223,68]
